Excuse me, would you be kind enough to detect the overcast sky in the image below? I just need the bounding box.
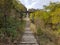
[19,0,60,9]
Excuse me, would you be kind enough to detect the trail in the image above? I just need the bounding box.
[19,15,39,45]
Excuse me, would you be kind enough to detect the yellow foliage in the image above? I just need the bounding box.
[51,8,60,24]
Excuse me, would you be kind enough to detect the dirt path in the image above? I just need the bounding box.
[19,16,39,45]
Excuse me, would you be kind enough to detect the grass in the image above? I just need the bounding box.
[30,23,37,33]
[30,22,57,45]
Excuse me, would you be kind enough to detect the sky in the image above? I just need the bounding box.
[19,0,60,10]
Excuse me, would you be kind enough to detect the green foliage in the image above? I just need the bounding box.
[37,28,43,36]
[0,0,26,43]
